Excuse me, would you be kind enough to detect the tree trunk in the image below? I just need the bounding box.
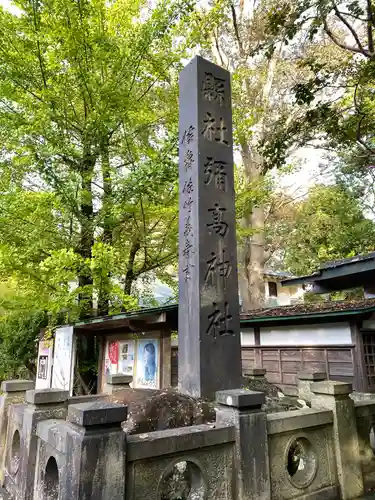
[98,136,112,315]
[77,143,95,318]
[240,141,266,310]
[124,236,141,297]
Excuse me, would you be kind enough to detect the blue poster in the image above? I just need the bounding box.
[135,339,159,388]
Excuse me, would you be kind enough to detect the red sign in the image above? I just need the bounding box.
[108,341,119,364]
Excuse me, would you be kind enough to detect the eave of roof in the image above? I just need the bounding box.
[240,305,375,326]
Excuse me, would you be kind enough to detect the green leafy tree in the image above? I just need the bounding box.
[281,184,375,275]
[0,0,195,320]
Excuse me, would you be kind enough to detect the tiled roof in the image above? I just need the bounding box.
[241,298,375,320]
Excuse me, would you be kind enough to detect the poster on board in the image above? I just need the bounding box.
[135,339,159,389]
[35,337,53,389]
[118,340,135,375]
[51,326,75,395]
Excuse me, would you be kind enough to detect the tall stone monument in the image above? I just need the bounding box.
[178,56,242,400]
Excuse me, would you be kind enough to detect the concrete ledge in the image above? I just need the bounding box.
[67,401,128,427]
[1,380,34,393]
[298,371,327,381]
[127,424,235,462]
[106,374,132,385]
[311,381,352,396]
[25,389,69,405]
[245,368,266,377]
[267,408,333,435]
[216,389,265,408]
[355,401,375,418]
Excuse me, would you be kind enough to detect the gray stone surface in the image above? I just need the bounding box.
[34,416,126,500]
[178,56,242,400]
[126,440,234,500]
[267,408,333,435]
[67,401,128,427]
[25,389,69,405]
[216,389,265,409]
[298,371,327,381]
[4,398,67,500]
[216,398,270,500]
[312,380,352,396]
[127,424,235,461]
[1,381,34,393]
[268,424,337,500]
[106,374,132,385]
[245,368,266,378]
[312,381,364,499]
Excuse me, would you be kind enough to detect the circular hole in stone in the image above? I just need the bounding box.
[10,429,21,475]
[286,437,317,489]
[158,460,206,500]
[43,456,59,500]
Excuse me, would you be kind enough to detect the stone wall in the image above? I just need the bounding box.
[0,380,374,499]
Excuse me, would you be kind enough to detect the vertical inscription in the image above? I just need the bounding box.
[179,56,241,399]
[180,129,195,282]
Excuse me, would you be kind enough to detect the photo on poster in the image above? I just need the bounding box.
[118,340,135,375]
[38,355,48,380]
[135,339,159,389]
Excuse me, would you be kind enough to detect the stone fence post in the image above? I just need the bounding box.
[0,380,34,483]
[106,374,132,394]
[12,389,69,500]
[63,400,127,499]
[297,371,326,404]
[311,381,363,500]
[216,389,270,500]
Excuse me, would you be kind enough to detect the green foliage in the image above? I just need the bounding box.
[282,185,375,275]
[0,310,48,379]
[0,0,197,320]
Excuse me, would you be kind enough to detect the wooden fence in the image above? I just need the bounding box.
[171,345,355,388]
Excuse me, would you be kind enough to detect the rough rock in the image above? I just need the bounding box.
[105,388,215,435]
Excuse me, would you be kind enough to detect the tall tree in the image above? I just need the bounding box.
[196,0,315,309]
[260,0,375,168]
[0,0,194,318]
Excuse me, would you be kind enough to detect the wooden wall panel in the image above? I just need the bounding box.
[170,344,356,389]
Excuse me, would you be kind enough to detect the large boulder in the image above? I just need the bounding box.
[105,388,215,435]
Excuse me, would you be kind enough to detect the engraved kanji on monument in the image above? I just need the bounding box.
[178,56,242,400]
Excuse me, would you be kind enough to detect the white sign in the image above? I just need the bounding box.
[51,326,75,395]
[35,338,54,389]
[118,340,135,375]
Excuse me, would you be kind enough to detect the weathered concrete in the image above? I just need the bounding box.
[34,401,128,500]
[25,389,69,406]
[1,381,34,393]
[106,374,132,394]
[67,400,128,427]
[297,371,327,404]
[126,425,235,500]
[4,389,68,500]
[216,390,270,500]
[311,381,364,499]
[267,408,333,435]
[0,381,34,484]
